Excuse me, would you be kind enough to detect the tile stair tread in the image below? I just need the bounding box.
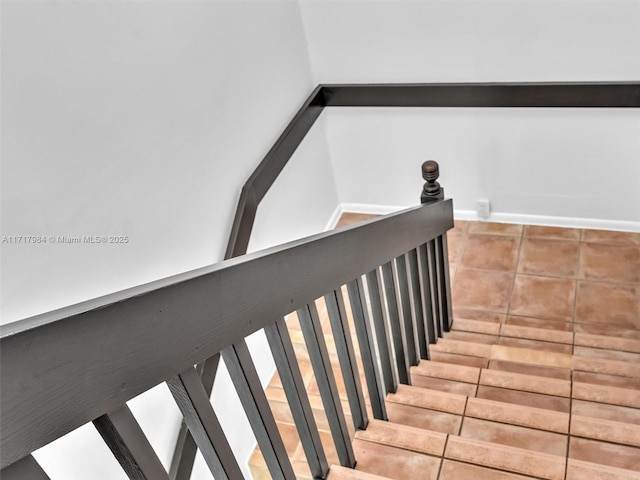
[451,317,501,335]
[465,396,570,434]
[572,355,640,378]
[499,323,574,344]
[318,415,640,480]
[390,380,640,445]
[479,368,571,397]
[351,438,442,480]
[440,460,542,480]
[443,323,640,363]
[571,414,640,448]
[429,338,492,358]
[574,332,640,354]
[428,340,640,379]
[261,300,640,480]
[444,435,566,480]
[411,361,481,384]
[259,375,640,479]
[573,381,640,409]
[566,459,640,480]
[354,419,447,456]
[386,384,467,415]
[574,323,640,341]
[411,358,573,397]
[328,465,394,480]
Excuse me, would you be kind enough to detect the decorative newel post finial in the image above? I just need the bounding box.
[421,160,444,203]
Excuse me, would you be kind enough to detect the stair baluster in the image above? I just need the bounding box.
[347,279,389,421]
[325,289,369,431]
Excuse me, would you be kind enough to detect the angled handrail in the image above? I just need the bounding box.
[0,198,453,470]
[224,81,640,261]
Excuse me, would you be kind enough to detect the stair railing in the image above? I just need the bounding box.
[0,161,454,480]
[170,80,640,478]
[3,82,637,480]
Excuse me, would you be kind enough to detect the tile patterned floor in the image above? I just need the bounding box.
[449,221,640,331]
[250,216,640,480]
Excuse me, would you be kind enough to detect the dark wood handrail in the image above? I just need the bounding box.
[224,85,325,259]
[223,81,640,261]
[322,82,640,108]
[0,199,453,469]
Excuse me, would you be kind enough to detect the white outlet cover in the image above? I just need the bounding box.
[477,199,491,219]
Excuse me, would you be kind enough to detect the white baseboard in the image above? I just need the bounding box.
[455,209,640,233]
[328,203,640,233]
[324,204,344,231]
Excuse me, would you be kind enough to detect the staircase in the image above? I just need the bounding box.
[250,219,640,480]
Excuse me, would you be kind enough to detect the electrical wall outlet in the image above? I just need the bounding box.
[477,199,491,219]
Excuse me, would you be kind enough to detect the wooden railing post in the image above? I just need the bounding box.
[420,160,444,203]
[420,161,453,332]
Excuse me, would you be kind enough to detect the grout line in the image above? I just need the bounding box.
[459,395,470,436]
[565,368,574,480]
[503,227,525,336]
[436,434,450,480]
[571,235,582,343]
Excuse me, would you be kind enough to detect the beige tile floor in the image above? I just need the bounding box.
[250,216,640,480]
[449,221,640,330]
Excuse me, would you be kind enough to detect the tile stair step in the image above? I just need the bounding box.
[412,358,573,397]
[575,332,640,353]
[451,317,501,335]
[465,396,569,434]
[258,296,640,479]
[328,465,394,480]
[487,358,571,380]
[350,438,442,480]
[573,382,640,409]
[451,318,640,355]
[411,360,480,384]
[256,390,640,476]
[566,459,640,480]
[354,419,447,457]
[445,436,566,480]
[390,381,640,447]
[352,421,567,479]
[386,384,467,415]
[439,460,543,480]
[574,323,640,341]
[570,414,640,448]
[499,324,574,344]
[478,368,571,397]
[429,338,492,358]
[429,336,640,380]
[429,350,489,368]
[573,355,640,378]
[410,357,640,411]
[331,396,640,479]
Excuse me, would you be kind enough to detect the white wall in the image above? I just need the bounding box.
[299,0,640,229]
[1,0,338,478]
[299,0,640,83]
[249,119,339,253]
[324,108,640,228]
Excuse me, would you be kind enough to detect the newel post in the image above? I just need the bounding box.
[419,160,453,334]
[420,160,444,203]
